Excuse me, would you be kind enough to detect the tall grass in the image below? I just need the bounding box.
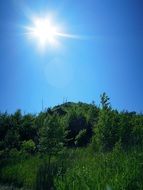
[55,147,143,190]
[0,155,41,189]
[0,148,143,190]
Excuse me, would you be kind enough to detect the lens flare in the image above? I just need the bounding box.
[25,17,60,48]
[24,16,83,51]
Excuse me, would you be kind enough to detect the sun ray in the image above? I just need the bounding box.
[24,16,85,51]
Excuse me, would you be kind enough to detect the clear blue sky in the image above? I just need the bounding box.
[0,0,143,113]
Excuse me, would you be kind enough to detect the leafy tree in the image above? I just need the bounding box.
[92,93,119,151]
[37,114,65,190]
[64,109,90,146]
[118,112,133,149]
[39,114,65,165]
[118,112,143,149]
[132,115,143,147]
[19,114,37,142]
[21,140,36,154]
[5,129,20,150]
[75,129,88,147]
[12,109,22,127]
[100,92,111,110]
[0,113,11,141]
[86,104,99,126]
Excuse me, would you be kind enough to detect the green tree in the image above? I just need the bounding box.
[21,139,36,154]
[39,114,64,165]
[100,92,111,110]
[64,109,90,146]
[92,93,119,151]
[37,114,65,190]
[132,115,143,147]
[5,129,20,150]
[19,114,37,142]
[75,129,88,147]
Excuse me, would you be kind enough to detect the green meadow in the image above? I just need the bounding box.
[0,94,143,189]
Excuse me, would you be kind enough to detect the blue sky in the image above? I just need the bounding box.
[0,0,143,113]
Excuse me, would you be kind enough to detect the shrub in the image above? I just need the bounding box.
[75,129,87,147]
[21,140,36,154]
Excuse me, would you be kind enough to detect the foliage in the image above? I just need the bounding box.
[55,148,143,190]
[0,148,142,190]
[92,93,119,151]
[64,109,92,147]
[100,92,111,110]
[0,95,143,189]
[35,160,59,190]
[21,140,36,154]
[39,114,64,158]
[0,156,41,189]
[36,114,65,189]
[75,129,88,147]
[5,130,20,150]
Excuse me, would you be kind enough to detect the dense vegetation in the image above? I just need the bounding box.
[0,93,143,189]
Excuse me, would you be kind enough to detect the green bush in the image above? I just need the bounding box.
[21,140,36,154]
[75,129,87,147]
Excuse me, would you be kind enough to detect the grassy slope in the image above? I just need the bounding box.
[0,147,143,190]
[0,156,41,189]
[55,148,143,190]
[0,102,143,189]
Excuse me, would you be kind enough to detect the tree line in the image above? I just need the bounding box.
[0,93,143,159]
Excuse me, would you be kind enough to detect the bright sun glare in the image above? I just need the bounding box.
[26,17,60,48]
[25,16,80,51]
[32,19,57,44]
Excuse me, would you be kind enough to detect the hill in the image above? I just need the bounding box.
[0,93,143,189]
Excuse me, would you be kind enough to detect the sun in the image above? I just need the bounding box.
[24,15,80,51]
[32,18,57,44]
[25,17,60,48]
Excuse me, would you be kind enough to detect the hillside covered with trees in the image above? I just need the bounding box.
[0,93,143,190]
